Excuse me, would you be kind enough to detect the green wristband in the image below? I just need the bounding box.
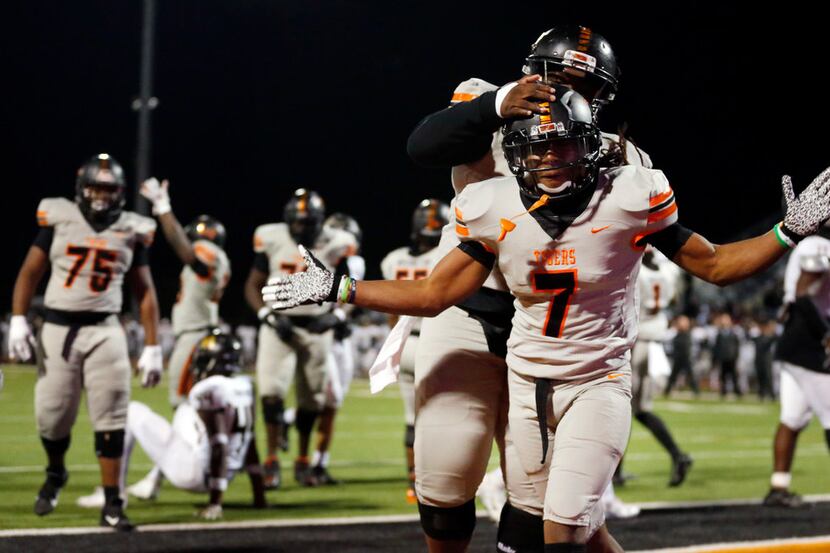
[773,223,795,249]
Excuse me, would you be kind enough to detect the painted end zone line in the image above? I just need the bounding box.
[631,535,830,553]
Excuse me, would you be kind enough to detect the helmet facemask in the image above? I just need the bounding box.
[75,154,126,226]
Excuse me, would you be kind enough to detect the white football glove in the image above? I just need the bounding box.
[782,167,830,240]
[139,177,171,216]
[137,344,163,388]
[262,245,340,310]
[8,315,35,362]
[197,503,223,521]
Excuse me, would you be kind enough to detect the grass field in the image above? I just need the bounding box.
[1,363,829,531]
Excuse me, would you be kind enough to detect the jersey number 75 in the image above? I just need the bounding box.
[64,245,117,293]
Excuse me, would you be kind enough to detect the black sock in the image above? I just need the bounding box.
[636,411,681,459]
[544,544,586,553]
[824,429,830,452]
[103,486,121,506]
[41,435,71,474]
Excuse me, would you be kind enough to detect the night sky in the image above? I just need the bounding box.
[2,1,828,323]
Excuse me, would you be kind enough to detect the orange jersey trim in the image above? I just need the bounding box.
[451,92,478,103]
[456,224,470,237]
[649,188,674,207]
[647,202,678,224]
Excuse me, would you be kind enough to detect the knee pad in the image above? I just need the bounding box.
[417,499,476,542]
[261,396,285,426]
[404,424,415,449]
[94,430,125,459]
[497,502,544,552]
[295,408,319,435]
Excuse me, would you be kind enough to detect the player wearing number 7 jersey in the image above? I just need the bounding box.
[9,154,161,531]
[264,87,830,551]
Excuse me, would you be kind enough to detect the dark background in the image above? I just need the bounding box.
[2,1,827,323]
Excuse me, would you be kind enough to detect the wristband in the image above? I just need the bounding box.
[773,223,797,249]
[338,276,355,304]
[208,477,228,491]
[153,199,171,216]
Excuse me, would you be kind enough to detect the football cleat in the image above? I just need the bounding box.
[603,497,641,519]
[100,500,134,532]
[34,469,68,516]
[763,488,804,508]
[476,468,507,523]
[294,459,315,487]
[127,468,163,500]
[263,457,282,490]
[77,486,129,509]
[310,465,340,486]
[669,453,693,487]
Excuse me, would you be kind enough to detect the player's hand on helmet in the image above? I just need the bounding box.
[197,503,223,521]
[782,167,830,240]
[8,315,35,363]
[139,177,172,216]
[262,246,339,310]
[258,307,294,341]
[137,344,163,388]
[498,74,556,119]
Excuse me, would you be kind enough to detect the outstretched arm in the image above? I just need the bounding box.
[672,231,785,287]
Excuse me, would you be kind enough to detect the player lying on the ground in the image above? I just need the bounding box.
[264,88,830,550]
[77,330,266,519]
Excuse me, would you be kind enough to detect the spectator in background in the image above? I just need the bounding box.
[713,313,742,397]
[665,315,699,397]
[753,319,777,401]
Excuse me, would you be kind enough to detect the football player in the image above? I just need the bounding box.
[264,89,830,551]
[8,154,162,530]
[764,224,830,507]
[78,331,265,518]
[124,177,231,500]
[311,212,366,485]
[630,247,693,486]
[380,198,450,503]
[244,189,356,489]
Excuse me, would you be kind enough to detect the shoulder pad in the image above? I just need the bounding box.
[253,223,284,253]
[193,239,220,267]
[122,211,157,246]
[36,197,76,227]
[321,228,358,262]
[800,254,830,273]
[455,177,500,223]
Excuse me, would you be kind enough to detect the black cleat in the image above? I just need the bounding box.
[263,458,282,490]
[763,488,804,508]
[294,459,315,487]
[669,453,693,487]
[310,465,340,486]
[100,500,134,531]
[34,469,68,516]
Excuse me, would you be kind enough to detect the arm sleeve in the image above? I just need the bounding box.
[132,241,150,267]
[457,241,496,270]
[643,223,693,261]
[32,227,54,253]
[253,252,269,274]
[407,91,503,168]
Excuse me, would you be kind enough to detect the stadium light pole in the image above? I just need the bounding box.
[132,0,158,216]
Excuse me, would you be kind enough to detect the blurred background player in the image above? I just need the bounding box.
[244,189,356,489]
[380,199,450,502]
[663,315,699,397]
[78,331,265,519]
[309,212,366,485]
[8,154,161,530]
[764,224,830,507]
[124,177,231,500]
[712,313,742,397]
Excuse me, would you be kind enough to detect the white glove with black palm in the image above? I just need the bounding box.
[137,345,163,388]
[8,315,35,362]
[139,177,172,216]
[262,246,342,310]
[781,167,830,243]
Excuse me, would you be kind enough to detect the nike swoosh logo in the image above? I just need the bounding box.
[104,515,120,526]
[591,225,611,234]
[607,373,624,379]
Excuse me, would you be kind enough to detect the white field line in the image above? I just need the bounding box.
[630,534,830,553]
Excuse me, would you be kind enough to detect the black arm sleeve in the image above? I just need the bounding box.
[407,91,503,168]
[793,296,830,337]
[643,223,694,261]
[132,242,150,267]
[189,259,211,278]
[253,252,269,274]
[457,241,496,270]
[32,227,54,252]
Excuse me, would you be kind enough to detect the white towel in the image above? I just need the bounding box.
[369,316,416,393]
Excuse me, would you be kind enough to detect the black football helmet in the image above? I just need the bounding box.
[324,212,362,248]
[185,214,226,248]
[410,199,450,255]
[191,330,242,381]
[502,85,601,201]
[524,25,619,110]
[75,153,126,225]
[284,188,325,246]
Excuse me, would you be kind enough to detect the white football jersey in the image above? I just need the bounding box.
[188,374,255,476]
[636,262,678,341]
[455,165,679,380]
[36,198,156,313]
[381,245,444,332]
[253,223,357,316]
[783,235,830,316]
[172,239,231,335]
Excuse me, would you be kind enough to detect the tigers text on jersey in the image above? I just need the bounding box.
[172,239,231,335]
[636,262,679,341]
[455,166,679,380]
[381,246,444,333]
[253,223,357,317]
[36,198,156,313]
[188,374,255,476]
[783,235,830,315]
